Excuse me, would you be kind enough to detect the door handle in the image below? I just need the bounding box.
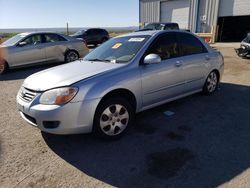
[175,61,182,67]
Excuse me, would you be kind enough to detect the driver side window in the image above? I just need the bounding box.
[146,33,180,60]
[23,35,42,46]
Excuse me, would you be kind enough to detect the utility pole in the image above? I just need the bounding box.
[66,22,69,35]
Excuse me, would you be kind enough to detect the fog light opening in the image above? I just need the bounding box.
[43,121,60,129]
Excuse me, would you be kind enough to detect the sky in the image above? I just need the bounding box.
[0,0,139,28]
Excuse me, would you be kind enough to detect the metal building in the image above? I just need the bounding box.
[139,0,250,42]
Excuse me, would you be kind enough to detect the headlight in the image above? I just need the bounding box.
[40,87,78,105]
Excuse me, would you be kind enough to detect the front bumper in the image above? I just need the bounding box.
[16,93,100,135]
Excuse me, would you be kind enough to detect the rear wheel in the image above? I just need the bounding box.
[203,71,219,95]
[93,97,134,139]
[64,50,79,63]
[0,60,8,74]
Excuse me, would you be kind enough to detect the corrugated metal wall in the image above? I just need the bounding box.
[196,0,219,33]
[140,0,160,23]
[139,0,220,33]
[219,0,250,17]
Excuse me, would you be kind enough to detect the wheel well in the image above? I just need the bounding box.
[212,69,220,81]
[99,89,137,110]
[2,59,9,68]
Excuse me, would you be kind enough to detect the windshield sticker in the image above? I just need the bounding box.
[112,43,123,49]
[128,38,145,42]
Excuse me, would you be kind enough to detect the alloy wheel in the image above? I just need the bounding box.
[66,51,78,62]
[100,104,129,136]
[207,72,218,93]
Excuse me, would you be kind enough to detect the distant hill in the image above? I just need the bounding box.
[0,27,139,33]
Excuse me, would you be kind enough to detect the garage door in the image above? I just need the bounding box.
[219,0,250,17]
[160,0,190,29]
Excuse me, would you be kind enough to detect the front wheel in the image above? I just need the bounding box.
[93,97,134,139]
[64,50,79,63]
[203,71,219,95]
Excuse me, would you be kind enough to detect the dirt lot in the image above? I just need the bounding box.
[0,44,250,188]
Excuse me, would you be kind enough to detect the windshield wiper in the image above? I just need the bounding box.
[87,58,110,62]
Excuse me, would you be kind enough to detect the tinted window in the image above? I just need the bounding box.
[146,33,180,60]
[165,24,179,30]
[100,29,108,35]
[23,34,42,45]
[177,33,207,56]
[145,23,165,30]
[44,34,66,43]
[87,29,95,35]
[93,29,101,35]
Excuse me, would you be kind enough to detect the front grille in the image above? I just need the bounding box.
[19,87,37,103]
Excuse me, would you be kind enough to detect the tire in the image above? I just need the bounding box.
[0,60,8,75]
[64,50,79,63]
[203,71,219,95]
[93,97,135,139]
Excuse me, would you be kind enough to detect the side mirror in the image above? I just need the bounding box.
[144,54,161,65]
[18,41,27,47]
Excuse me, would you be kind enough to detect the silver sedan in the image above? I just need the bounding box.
[16,30,224,139]
[0,32,89,74]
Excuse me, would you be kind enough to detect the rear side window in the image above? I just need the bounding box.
[177,33,207,56]
[101,29,108,35]
[87,29,96,35]
[44,34,66,43]
[146,33,180,60]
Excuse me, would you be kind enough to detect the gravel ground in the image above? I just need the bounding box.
[0,45,250,188]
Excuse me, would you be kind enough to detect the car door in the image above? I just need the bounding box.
[10,34,45,66]
[176,33,209,92]
[140,33,186,107]
[43,34,67,62]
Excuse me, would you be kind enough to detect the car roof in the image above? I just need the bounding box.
[117,30,189,38]
[147,22,179,25]
[117,30,159,38]
[19,31,63,35]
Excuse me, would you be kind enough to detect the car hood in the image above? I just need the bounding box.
[23,60,125,91]
[0,44,9,48]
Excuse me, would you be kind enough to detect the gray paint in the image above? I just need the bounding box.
[219,0,250,17]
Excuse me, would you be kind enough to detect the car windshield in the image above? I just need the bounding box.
[2,33,28,46]
[84,35,150,63]
[73,30,85,35]
[144,23,165,30]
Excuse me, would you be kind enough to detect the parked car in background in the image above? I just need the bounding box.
[235,34,250,58]
[138,22,179,32]
[16,30,224,139]
[70,28,110,46]
[0,32,89,74]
